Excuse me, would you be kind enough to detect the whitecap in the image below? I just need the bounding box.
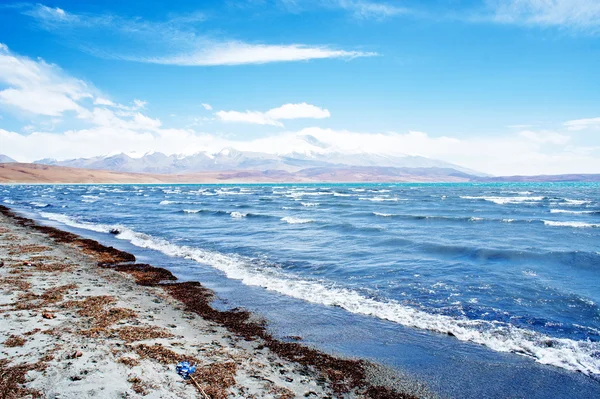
[460,196,544,205]
[281,216,313,224]
[563,199,592,205]
[550,209,594,215]
[373,212,393,217]
[230,211,247,218]
[543,220,599,228]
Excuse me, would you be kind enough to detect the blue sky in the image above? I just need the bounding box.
[1,0,600,175]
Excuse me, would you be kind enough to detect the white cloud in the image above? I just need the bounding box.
[0,43,91,116]
[519,130,570,145]
[216,110,284,127]
[564,116,600,131]
[133,99,147,109]
[93,97,115,106]
[201,103,213,110]
[23,4,375,66]
[143,42,374,66]
[489,0,600,31]
[265,103,331,120]
[93,97,146,112]
[216,102,330,127]
[333,0,408,20]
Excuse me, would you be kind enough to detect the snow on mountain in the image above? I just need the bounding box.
[31,148,487,176]
[0,154,17,163]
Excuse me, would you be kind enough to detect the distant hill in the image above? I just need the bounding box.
[0,163,476,183]
[1,163,599,184]
[0,154,16,163]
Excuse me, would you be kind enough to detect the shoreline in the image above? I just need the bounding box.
[0,204,428,399]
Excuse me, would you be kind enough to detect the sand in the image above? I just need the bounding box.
[0,212,338,398]
[0,207,428,398]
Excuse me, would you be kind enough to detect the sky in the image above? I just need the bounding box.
[0,0,600,175]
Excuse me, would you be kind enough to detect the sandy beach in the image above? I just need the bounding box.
[0,205,426,399]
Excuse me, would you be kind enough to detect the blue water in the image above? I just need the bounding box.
[3,183,600,397]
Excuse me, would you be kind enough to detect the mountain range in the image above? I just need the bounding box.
[22,147,487,176]
[2,147,600,183]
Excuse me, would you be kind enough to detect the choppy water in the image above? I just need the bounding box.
[3,183,600,387]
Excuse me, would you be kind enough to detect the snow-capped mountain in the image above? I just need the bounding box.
[31,148,486,176]
[0,154,16,163]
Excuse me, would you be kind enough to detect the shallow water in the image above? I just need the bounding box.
[3,182,600,397]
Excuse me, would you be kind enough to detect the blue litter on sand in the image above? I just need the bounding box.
[176,361,197,380]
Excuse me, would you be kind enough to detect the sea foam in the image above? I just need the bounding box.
[281,216,313,224]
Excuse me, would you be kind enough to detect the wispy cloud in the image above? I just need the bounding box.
[216,102,331,126]
[276,0,408,20]
[564,116,600,131]
[488,0,600,31]
[143,42,373,66]
[331,0,408,20]
[22,4,375,65]
[201,103,213,111]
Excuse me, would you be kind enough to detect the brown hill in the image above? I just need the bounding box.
[0,163,306,183]
[0,163,477,183]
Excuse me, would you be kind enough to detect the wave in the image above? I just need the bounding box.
[281,216,314,224]
[359,197,405,202]
[300,202,319,207]
[550,209,598,215]
[3,199,16,204]
[161,200,202,206]
[40,212,113,233]
[563,199,592,205]
[216,189,246,196]
[30,211,600,375]
[230,211,247,219]
[182,209,202,214]
[81,195,100,203]
[543,221,600,228]
[30,201,50,208]
[461,196,545,205]
[370,213,522,224]
[373,212,393,217]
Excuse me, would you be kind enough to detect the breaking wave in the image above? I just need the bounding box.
[543,221,600,228]
[281,216,314,224]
